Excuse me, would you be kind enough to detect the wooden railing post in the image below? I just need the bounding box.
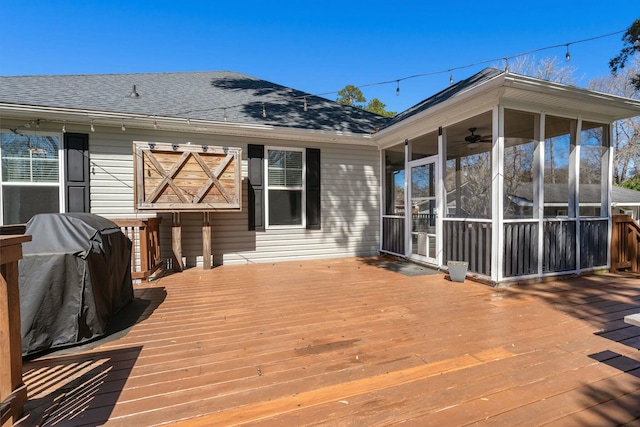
[110,218,163,280]
[611,214,640,274]
[172,213,183,272]
[202,212,212,270]
[0,234,31,427]
[611,216,621,273]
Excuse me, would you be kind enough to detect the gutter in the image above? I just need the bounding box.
[0,103,377,147]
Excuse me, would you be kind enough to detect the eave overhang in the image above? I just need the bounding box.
[374,72,640,150]
[0,102,377,147]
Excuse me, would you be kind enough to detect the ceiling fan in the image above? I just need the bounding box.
[464,127,491,144]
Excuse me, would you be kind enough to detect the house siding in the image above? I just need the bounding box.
[87,127,380,267]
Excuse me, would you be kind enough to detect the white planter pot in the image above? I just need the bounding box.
[448,261,468,282]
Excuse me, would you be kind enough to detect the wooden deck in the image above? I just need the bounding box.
[16,257,640,426]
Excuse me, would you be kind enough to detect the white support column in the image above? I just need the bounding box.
[379,147,385,254]
[404,139,410,257]
[569,119,581,219]
[436,127,446,267]
[535,114,545,277]
[455,157,462,217]
[605,123,614,269]
[491,106,504,283]
[571,118,582,271]
[602,124,612,218]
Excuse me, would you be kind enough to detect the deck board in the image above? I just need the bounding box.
[16,257,640,426]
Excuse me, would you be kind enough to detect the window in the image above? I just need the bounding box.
[544,116,573,217]
[1,132,61,224]
[503,110,537,219]
[445,152,491,219]
[579,122,607,217]
[266,148,304,227]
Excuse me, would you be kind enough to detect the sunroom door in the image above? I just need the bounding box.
[408,157,438,264]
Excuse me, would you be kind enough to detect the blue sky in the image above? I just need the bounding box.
[1,1,638,114]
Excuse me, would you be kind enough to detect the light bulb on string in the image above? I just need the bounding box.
[121,120,126,131]
[223,108,228,121]
[303,97,308,112]
[396,80,400,96]
[565,44,571,62]
[153,117,158,129]
[504,57,509,72]
[62,121,66,133]
[449,73,454,85]
[90,120,95,132]
[262,103,267,118]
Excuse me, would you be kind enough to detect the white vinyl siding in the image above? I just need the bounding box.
[83,126,380,267]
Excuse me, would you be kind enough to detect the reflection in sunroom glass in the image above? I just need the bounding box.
[1,133,60,182]
[1,133,61,224]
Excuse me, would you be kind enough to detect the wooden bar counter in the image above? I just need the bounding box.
[0,234,31,427]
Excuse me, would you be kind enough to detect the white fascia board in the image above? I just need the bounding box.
[374,74,506,149]
[612,202,640,207]
[502,75,640,120]
[0,103,376,147]
[375,72,640,151]
[497,99,618,124]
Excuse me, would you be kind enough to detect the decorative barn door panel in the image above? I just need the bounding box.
[134,142,242,211]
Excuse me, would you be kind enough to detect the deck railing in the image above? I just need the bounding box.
[611,214,640,273]
[503,221,538,277]
[542,219,577,273]
[112,218,163,280]
[443,219,491,276]
[381,215,405,256]
[580,218,608,269]
[1,235,31,426]
[0,218,162,281]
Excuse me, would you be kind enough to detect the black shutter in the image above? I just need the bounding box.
[64,133,90,213]
[248,144,265,231]
[306,148,321,230]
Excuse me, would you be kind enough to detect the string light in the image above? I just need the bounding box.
[90,120,95,132]
[22,29,621,132]
[62,121,66,133]
[173,30,623,121]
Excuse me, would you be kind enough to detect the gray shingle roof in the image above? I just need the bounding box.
[384,68,504,128]
[613,186,640,204]
[508,183,640,205]
[0,71,390,134]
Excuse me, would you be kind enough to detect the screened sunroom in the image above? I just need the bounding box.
[376,68,640,284]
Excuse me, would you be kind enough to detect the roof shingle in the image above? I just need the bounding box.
[0,71,390,134]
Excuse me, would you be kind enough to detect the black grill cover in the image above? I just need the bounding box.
[19,213,133,355]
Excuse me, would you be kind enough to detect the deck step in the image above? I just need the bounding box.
[624,313,640,327]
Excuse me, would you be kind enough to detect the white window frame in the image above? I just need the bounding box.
[265,146,306,229]
[0,129,65,225]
